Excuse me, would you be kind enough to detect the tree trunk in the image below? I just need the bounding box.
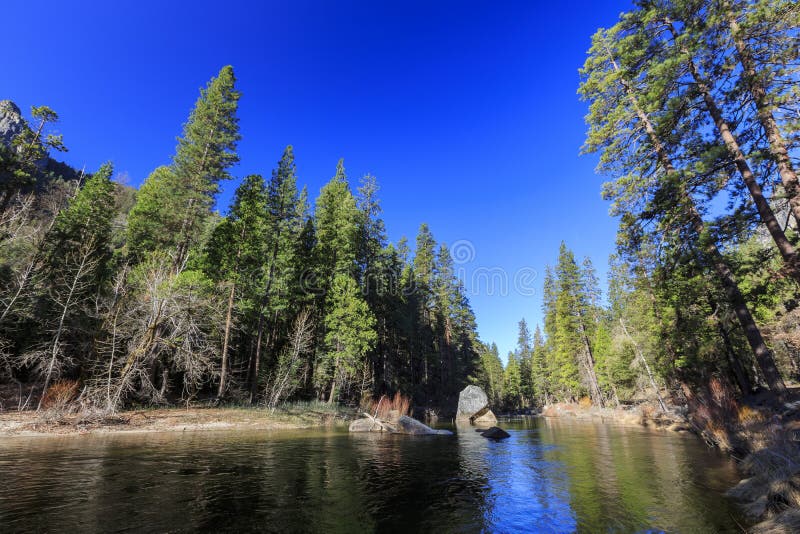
[576,314,604,407]
[327,380,337,404]
[680,45,800,277]
[717,320,752,395]
[606,47,787,397]
[620,319,667,412]
[728,16,800,226]
[217,279,237,398]
[250,312,265,403]
[218,230,244,399]
[38,250,90,410]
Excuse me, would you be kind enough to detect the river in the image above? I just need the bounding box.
[0,417,747,532]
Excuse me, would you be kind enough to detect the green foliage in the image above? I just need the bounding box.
[320,273,377,401]
[44,162,116,273]
[314,160,359,280]
[127,66,241,266]
[503,353,522,409]
[0,105,67,200]
[473,342,505,407]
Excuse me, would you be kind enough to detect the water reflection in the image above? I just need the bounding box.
[0,418,746,533]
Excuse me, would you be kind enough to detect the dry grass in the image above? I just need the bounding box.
[749,509,800,534]
[578,396,592,409]
[361,392,412,421]
[40,380,79,411]
[739,405,767,425]
[681,378,743,451]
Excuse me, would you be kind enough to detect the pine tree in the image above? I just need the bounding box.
[321,273,377,403]
[314,160,359,282]
[531,325,549,405]
[248,147,305,399]
[35,163,116,407]
[580,21,787,396]
[475,342,505,407]
[412,224,437,390]
[127,66,241,268]
[516,318,533,406]
[503,352,522,409]
[0,104,67,210]
[203,174,269,398]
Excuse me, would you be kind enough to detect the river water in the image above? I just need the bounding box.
[0,417,747,533]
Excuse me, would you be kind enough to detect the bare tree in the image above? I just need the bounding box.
[22,236,102,410]
[97,255,222,410]
[264,309,313,412]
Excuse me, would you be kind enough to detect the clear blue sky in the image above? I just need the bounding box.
[4,0,629,361]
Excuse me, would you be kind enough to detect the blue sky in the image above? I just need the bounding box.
[4,0,629,360]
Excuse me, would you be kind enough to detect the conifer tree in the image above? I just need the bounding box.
[0,104,67,210]
[203,174,269,398]
[503,352,522,409]
[580,21,787,396]
[516,318,534,405]
[531,325,549,405]
[250,147,304,399]
[314,160,359,282]
[128,66,240,268]
[412,224,437,389]
[475,342,505,407]
[321,273,377,403]
[35,163,116,407]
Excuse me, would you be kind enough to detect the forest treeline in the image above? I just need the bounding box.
[0,66,481,411]
[2,0,798,418]
[473,0,800,411]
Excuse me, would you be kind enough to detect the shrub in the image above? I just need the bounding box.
[738,405,766,425]
[362,391,412,420]
[40,379,79,411]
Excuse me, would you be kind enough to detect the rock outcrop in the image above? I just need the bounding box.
[0,100,25,149]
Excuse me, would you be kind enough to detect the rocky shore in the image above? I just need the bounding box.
[539,402,692,432]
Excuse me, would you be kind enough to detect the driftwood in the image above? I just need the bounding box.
[362,412,397,432]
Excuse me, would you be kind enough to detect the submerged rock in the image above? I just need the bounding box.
[456,385,490,421]
[349,415,452,435]
[396,415,453,435]
[478,426,510,440]
[349,418,387,432]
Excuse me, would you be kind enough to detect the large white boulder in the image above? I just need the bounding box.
[457,385,491,421]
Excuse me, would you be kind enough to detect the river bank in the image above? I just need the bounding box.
[0,402,352,438]
[539,402,693,431]
[539,399,800,533]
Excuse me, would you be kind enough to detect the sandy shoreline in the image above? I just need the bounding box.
[0,406,348,438]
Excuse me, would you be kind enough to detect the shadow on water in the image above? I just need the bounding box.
[0,418,747,533]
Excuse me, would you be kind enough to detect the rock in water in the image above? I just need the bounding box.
[479,427,510,440]
[472,409,498,425]
[395,416,453,435]
[349,415,452,435]
[349,418,384,432]
[456,385,490,421]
